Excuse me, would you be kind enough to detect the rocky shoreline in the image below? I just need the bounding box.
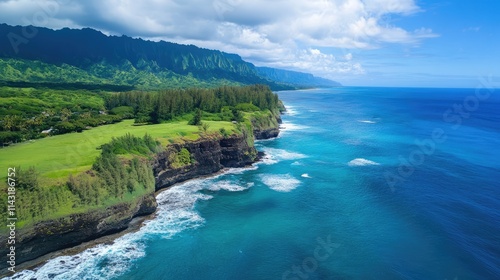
[1,114,281,275]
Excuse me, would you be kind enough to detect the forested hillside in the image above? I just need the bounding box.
[0,24,340,90]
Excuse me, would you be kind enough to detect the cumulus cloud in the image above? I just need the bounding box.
[0,0,436,79]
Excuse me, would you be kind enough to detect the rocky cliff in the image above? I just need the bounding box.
[252,110,283,140]
[11,193,157,266]
[153,133,257,190]
[2,117,280,271]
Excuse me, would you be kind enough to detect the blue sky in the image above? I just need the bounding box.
[348,0,500,87]
[0,0,498,87]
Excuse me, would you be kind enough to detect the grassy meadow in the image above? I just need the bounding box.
[0,119,236,183]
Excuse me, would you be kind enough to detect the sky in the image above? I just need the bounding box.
[0,0,499,87]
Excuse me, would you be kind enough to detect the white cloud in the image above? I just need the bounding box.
[0,0,436,80]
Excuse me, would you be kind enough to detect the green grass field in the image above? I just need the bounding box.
[0,119,236,182]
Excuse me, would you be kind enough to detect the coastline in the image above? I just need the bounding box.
[1,114,282,278]
[1,165,261,278]
[1,214,154,278]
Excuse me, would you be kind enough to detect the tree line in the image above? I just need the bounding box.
[0,84,279,146]
[105,84,280,124]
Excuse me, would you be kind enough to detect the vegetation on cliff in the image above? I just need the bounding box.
[0,84,281,230]
[0,134,157,228]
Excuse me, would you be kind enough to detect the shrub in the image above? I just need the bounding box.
[110,106,134,118]
[235,103,259,112]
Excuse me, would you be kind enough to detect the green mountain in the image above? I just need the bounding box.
[256,67,342,88]
[0,23,340,90]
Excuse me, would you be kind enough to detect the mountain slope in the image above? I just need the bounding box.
[0,24,340,89]
[256,67,342,88]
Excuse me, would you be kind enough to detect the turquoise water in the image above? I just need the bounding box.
[8,87,500,279]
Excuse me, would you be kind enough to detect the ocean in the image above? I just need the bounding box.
[6,87,500,280]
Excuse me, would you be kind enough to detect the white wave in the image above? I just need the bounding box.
[255,136,278,143]
[279,122,310,131]
[357,120,377,124]
[259,154,278,165]
[259,147,307,165]
[261,174,301,192]
[4,238,146,280]
[348,158,380,167]
[221,165,259,175]
[301,173,312,178]
[207,180,252,192]
[284,106,299,116]
[5,180,210,280]
[4,165,262,280]
[291,161,303,166]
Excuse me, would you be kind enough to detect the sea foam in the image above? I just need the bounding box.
[259,147,307,165]
[4,181,209,280]
[261,174,301,192]
[348,158,380,167]
[279,122,310,131]
[284,106,299,116]
[207,180,253,192]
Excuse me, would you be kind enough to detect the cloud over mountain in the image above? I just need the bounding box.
[0,0,436,81]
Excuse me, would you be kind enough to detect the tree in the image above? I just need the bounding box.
[17,166,40,191]
[189,108,202,125]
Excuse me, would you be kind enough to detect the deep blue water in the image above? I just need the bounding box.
[8,87,500,279]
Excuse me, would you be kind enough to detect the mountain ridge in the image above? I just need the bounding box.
[0,23,341,90]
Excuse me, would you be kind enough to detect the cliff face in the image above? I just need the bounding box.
[153,134,257,190]
[11,193,157,266]
[253,111,283,140]
[2,117,280,270]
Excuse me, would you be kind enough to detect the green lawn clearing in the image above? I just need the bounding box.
[0,119,236,182]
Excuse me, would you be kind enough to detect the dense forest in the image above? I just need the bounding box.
[106,84,280,124]
[0,86,118,145]
[0,84,279,146]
